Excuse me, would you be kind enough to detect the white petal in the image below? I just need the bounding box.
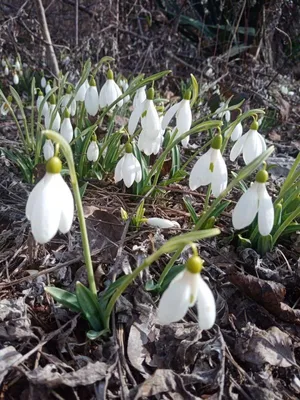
[133,155,142,183]
[230,132,248,162]
[181,135,190,148]
[60,118,73,143]
[122,153,138,188]
[99,80,118,108]
[176,100,192,134]
[30,174,62,243]
[133,87,146,109]
[87,141,99,162]
[211,151,228,197]
[75,80,88,102]
[258,184,274,236]
[43,139,54,161]
[196,277,216,330]
[128,101,144,135]
[147,218,180,229]
[243,130,263,165]
[231,122,243,141]
[143,100,161,138]
[114,156,124,183]
[232,183,259,230]
[189,148,213,190]
[157,274,191,324]
[162,102,180,129]
[85,86,99,116]
[112,81,123,107]
[26,176,45,220]
[258,132,267,152]
[58,176,74,234]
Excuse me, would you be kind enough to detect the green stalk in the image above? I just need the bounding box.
[43,130,97,295]
[272,207,300,245]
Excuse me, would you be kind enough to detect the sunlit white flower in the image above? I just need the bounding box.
[115,143,142,188]
[146,218,180,229]
[119,78,130,103]
[43,139,54,160]
[0,98,11,116]
[189,134,227,197]
[157,255,216,329]
[15,60,21,71]
[162,91,192,147]
[138,115,164,155]
[232,169,274,236]
[36,90,48,117]
[45,95,61,132]
[215,101,230,122]
[1,58,6,67]
[4,66,9,76]
[13,73,19,85]
[99,69,123,109]
[61,88,76,116]
[225,121,243,141]
[133,86,146,109]
[85,77,99,116]
[41,76,47,88]
[45,81,51,94]
[129,88,161,141]
[26,156,74,244]
[87,139,99,162]
[230,120,266,165]
[75,79,89,102]
[60,110,73,143]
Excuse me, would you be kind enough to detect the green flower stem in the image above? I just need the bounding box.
[105,229,220,328]
[43,130,97,296]
[272,207,300,245]
[157,146,275,286]
[203,186,211,212]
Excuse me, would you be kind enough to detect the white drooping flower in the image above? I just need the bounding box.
[225,121,243,141]
[45,81,51,94]
[146,218,180,229]
[36,90,48,117]
[162,91,192,148]
[189,134,228,197]
[133,86,146,110]
[4,66,9,76]
[114,143,142,188]
[232,169,274,236]
[75,79,89,102]
[41,76,47,88]
[13,73,19,85]
[26,156,74,244]
[60,110,73,143]
[87,139,99,162]
[129,87,161,141]
[99,69,123,109]
[45,95,61,132]
[137,114,164,155]
[0,97,11,116]
[215,101,230,122]
[1,58,6,67]
[230,120,266,165]
[119,78,130,103]
[61,87,77,116]
[15,59,21,71]
[43,139,54,160]
[157,255,216,330]
[85,77,99,116]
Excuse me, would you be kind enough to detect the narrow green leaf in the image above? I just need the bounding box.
[45,287,81,313]
[183,198,198,224]
[76,282,103,332]
[257,234,272,256]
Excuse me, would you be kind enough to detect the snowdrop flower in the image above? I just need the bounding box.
[99,69,123,109]
[43,139,54,160]
[230,120,266,165]
[60,109,73,143]
[189,134,228,197]
[225,121,243,141]
[15,59,21,71]
[162,90,192,147]
[133,86,146,109]
[41,76,47,88]
[146,218,180,229]
[75,79,89,102]
[87,136,99,162]
[215,102,230,122]
[36,89,48,117]
[61,86,76,116]
[119,78,130,103]
[45,94,61,132]
[232,169,274,236]
[13,73,19,85]
[114,143,142,188]
[129,87,161,140]
[137,113,164,155]
[1,58,6,67]
[85,77,98,116]
[0,96,12,116]
[45,81,51,94]
[157,254,216,329]
[4,65,9,76]
[26,156,74,244]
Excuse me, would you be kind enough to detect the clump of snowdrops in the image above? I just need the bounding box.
[0,56,299,338]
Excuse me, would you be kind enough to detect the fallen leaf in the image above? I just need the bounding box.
[0,346,22,385]
[268,131,281,141]
[235,324,296,367]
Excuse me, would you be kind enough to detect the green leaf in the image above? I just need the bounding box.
[100,275,128,307]
[203,216,215,229]
[76,282,103,332]
[281,224,300,235]
[170,144,180,177]
[45,287,81,313]
[238,234,252,248]
[190,74,198,107]
[86,329,110,340]
[183,197,198,224]
[257,234,272,256]
[273,202,283,229]
[210,200,231,218]
[79,182,88,199]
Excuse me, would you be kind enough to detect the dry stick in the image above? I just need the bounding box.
[34,0,59,77]
[75,0,79,47]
